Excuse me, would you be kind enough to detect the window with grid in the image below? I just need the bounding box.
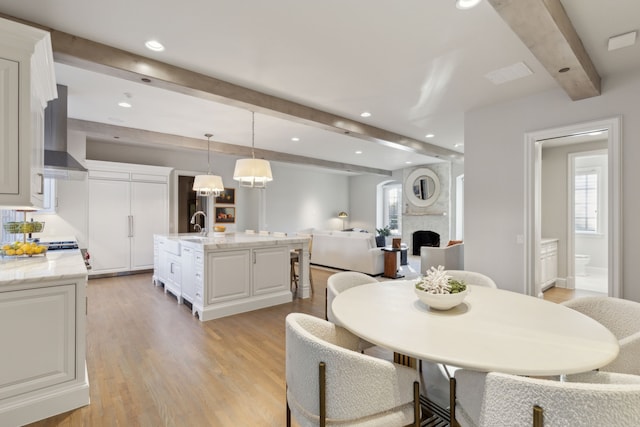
[575,171,599,233]
[383,183,402,234]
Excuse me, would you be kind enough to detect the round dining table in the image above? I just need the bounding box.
[331,280,619,376]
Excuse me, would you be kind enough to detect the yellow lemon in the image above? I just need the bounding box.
[35,247,44,254]
[15,249,24,255]
[1,244,10,251]
[5,249,15,256]
[24,247,33,255]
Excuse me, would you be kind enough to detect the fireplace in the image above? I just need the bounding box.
[412,230,440,255]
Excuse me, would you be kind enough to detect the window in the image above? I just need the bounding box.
[575,169,599,233]
[383,183,402,234]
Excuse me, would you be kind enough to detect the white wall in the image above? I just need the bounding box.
[87,140,350,235]
[465,71,640,301]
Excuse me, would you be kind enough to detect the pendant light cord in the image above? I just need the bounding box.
[251,112,256,160]
[205,133,213,174]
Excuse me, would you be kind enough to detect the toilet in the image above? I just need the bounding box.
[575,254,590,276]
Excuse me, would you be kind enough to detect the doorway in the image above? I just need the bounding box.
[176,174,209,233]
[524,117,622,298]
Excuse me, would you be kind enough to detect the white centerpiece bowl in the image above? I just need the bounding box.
[415,288,468,310]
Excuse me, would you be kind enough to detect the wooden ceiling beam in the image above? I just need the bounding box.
[488,0,601,101]
[0,12,462,166]
[69,119,392,176]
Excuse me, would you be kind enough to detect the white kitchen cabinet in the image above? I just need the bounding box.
[87,161,172,276]
[0,270,89,426]
[253,246,289,295]
[540,238,559,290]
[207,249,252,304]
[181,245,201,305]
[0,18,57,208]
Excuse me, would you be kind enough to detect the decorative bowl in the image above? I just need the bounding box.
[414,288,468,310]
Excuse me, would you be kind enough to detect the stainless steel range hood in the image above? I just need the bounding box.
[44,84,87,178]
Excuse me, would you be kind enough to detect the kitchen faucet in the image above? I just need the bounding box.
[190,211,207,235]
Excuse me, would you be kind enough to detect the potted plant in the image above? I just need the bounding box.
[375,225,391,247]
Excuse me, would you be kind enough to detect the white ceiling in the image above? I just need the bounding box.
[1,0,639,173]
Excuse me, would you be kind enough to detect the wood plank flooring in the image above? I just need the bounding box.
[26,268,584,426]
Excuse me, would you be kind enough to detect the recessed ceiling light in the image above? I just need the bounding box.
[360,112,371,118]
[454,143,464,148]
[355,150,363,154]
[291,137,300,142]
[118,101,132,108]
[456,0,482,10]
[425,133,435,138]
[405,161,413,164]
[145,40,165,52]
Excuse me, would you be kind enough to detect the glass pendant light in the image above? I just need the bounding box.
[193,133,224,196]
[233,112,273,188]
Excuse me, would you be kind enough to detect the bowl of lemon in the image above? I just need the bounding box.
[1,241,48,258]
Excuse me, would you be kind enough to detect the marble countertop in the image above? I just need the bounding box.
[0,251,88,286]
[158,232,310,250]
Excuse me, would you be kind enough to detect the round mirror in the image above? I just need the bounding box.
[405,168,441,208]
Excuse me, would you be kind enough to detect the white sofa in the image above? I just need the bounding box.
[420,243,464,274]
[310,230,384,275]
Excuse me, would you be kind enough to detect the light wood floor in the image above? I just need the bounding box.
[26,269,588,426]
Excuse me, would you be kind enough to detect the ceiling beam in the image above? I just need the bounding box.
[0,12,462,165]
[487,0,600,101]
[69,119,393,176]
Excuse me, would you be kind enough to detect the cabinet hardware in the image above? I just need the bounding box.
[37,173,44,195]
[128,215,133,237]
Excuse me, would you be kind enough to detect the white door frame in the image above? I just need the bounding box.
[524,117,622,298]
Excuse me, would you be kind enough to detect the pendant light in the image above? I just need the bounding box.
[193,133,225,197]
[233,112,273,188]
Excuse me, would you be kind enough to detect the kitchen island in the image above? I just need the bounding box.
[154,232,311,321]
[0,251,90,426]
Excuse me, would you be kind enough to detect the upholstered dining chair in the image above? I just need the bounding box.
[445,270,498,289]
[326,271,378,324]
[285,313,421,427]
[452,369,640,427]
[561,296,640,375]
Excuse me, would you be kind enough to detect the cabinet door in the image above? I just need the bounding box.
[88,179,130,273]
[207,250,251,304]
[253,247,289,295]
[0,57,20,196]
[0,284,76,400]
[130,181,168,270]
[181,246,195,302]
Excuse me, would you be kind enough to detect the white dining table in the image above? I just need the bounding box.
[332,280,619,376]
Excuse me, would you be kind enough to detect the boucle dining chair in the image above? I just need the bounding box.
[561,296,640,375]
[285,313,421,427]
[445,270,498,289]
[326,271,378,324]
[452,369,640,427]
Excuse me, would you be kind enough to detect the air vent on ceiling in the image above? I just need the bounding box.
[484,62,533,85]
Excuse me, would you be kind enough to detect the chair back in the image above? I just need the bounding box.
[259,230,270,236]
[562,296,640,339]
[562,296,640,376]
[455,369,640,427]
[285,313,418,425]
[245,229,255,234]
[326,272,378,324]
[272,231,287,237]
[446,270,497,288]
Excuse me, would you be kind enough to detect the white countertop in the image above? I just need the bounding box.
[0,251,88,286]
[159,232,310,250]
[332,281,619,376]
